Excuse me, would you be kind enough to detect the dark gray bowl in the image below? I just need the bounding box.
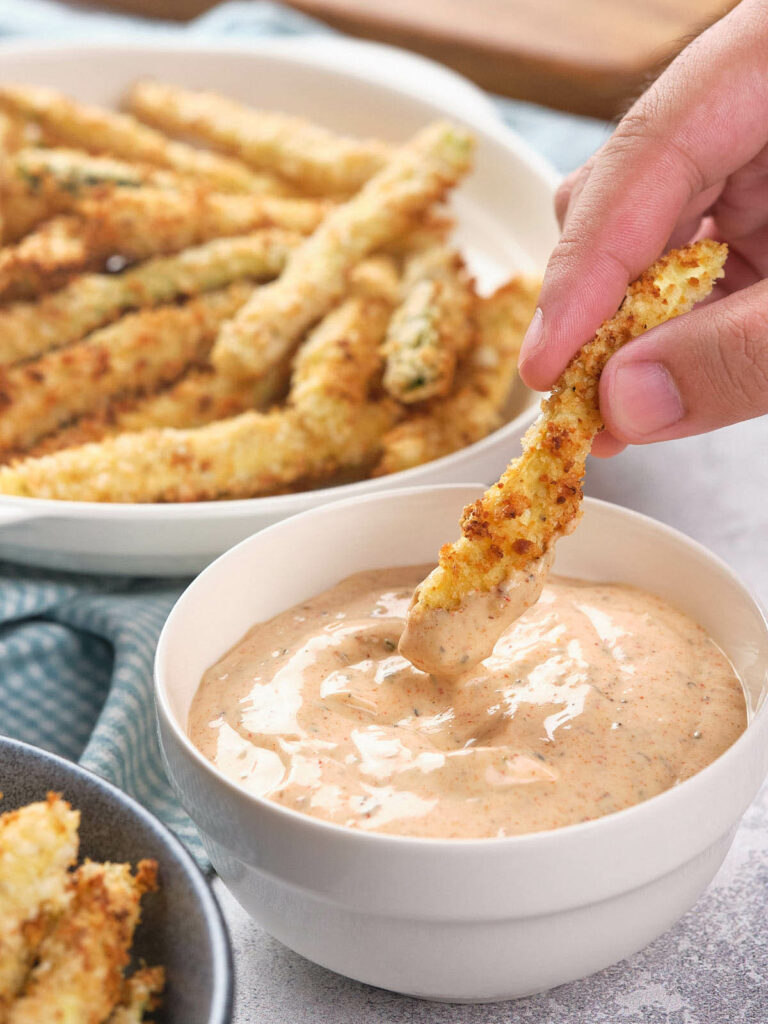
[0,736,232,1024]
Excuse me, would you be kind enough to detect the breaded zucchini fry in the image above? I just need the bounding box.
[73,188,329,243]
[0,406,389,502]
[127,79,389,195]
[9,145,181,190]
[0,293,395,502]
[0,191,327,290]
[105,966,165,1024]
[401,241,727,675]
[0,215,86,301]
[0,282,252,453]
[0,795,79,1012]
[212,121,474,382]
[0,85,283,195]
[22,257,396,459]
[382,244,474,402]
[0,230,297,367]
[347,254,401,304]
[376,276,540,474]
[1,147,185,240]
[289,294,396,453]
[0,112,32,157]
[24,362,292,459]
[6,859,157,1024]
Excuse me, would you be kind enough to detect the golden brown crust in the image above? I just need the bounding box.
[0,230,296,368]
[0,292,397,502]
[0,794,80,1012]
[126,79,389,195]
[0,283,252,454]
[6,860,154,1024]
[382,244,475,403]
[211,121,473,382]
[412,240,728,612]
[376,276,540,474]
[0,84,280,194]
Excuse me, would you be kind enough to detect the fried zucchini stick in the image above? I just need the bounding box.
[0,113,21,244]
[0,190,327,295]
[1,147,186,240]
[6,859,157,1024]
[0,293,395,502]
[22,258,397,458]
[72,188,329,244]
[0,230,297,367]
[212,120,473,382]
[377,276,539,474]
[289,293,396,457]
[0,282,252,453]
[383,244,474,402]
[0,85,283,195]
[401,240,728,675]
[105,966,165,1024]
[23,362,292,459]
[0,795,79,1013]
[127,79,390,195]
[0,215,86,301]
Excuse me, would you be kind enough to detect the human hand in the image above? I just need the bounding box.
[518,0,768,456]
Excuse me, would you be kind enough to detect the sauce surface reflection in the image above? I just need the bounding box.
[189,566,746,838]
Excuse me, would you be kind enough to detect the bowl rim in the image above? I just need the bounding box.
[155,484,768,853]
[0,734,234,1024]
[0,36,552,522]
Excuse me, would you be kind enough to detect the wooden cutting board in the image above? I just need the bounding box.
[92,0,737,118]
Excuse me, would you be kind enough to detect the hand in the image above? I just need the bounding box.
[518,0,768,456]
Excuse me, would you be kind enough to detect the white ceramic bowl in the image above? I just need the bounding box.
[155,484,768,1002]
[0,38,559,576]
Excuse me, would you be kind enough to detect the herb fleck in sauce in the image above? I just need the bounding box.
[189,567,746,839]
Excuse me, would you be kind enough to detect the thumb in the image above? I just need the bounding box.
[599,280,768,444]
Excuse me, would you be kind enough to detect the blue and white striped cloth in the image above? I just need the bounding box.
[0,0,607,867]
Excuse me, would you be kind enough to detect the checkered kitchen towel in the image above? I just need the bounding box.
[0,0,608,867]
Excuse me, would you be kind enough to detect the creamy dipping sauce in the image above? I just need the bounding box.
[399,551,556,677]
[189,566,746,839]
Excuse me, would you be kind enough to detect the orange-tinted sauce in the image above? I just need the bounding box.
[189,566,746,838]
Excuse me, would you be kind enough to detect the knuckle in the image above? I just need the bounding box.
[604,92,707,197]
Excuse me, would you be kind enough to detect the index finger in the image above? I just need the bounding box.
[518,0,768,390]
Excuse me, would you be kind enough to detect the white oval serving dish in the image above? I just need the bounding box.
[155,484,768,1001]
[0,38,558,575]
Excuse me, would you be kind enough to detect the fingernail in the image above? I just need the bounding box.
[610,362,685,438]
[519,307,544,369]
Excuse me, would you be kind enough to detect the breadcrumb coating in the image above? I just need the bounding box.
[0,84,282,194]
[105,966,165,1024]
[376,276,539,474]
[6,859,157,1024]
[21,257,397,458]
[0,282,253,453]
[0,794,79,1012]
[411,240,727,613]
[0,291,396,502]
[212,121,473,382]
[0,215,86,300]
[290,293,397,454]
[0,230,297,367]
[1,147,184,240]
[0,405,391,503]
[0,190,322,299]
[382,243,474,402]
[23,362,292,459]
[126,79,389,195]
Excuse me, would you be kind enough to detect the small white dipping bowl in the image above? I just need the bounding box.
[155,484,768,1002]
